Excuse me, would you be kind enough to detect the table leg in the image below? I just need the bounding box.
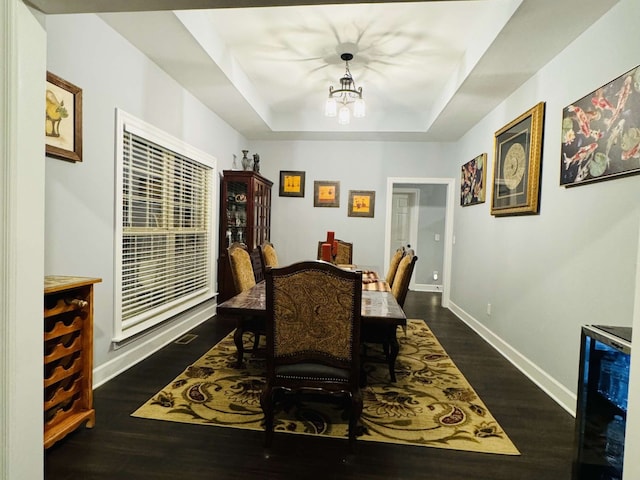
[233,324,244,367]
[387,326,399,383]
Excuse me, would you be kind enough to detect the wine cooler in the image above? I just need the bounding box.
[572,325,631,480]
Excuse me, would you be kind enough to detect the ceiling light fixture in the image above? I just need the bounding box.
[324,53,365,125]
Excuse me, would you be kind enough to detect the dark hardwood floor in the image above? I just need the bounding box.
[45,292,576,479]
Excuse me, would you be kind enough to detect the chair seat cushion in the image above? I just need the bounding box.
[275,363,350,382]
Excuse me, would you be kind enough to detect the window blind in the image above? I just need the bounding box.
[114,110,216,341]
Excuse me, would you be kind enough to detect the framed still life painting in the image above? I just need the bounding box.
[45,71,83,162]
[313,180,340,207]
[560,65,640,186]
[460,153,487,206]
[347,190,375,218]
[279,170,305,197]
[491,102,545,216]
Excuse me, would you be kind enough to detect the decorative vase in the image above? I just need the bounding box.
[241,150,251,170]
[252,153,260,173]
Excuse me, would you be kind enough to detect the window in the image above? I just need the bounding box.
[114,110,216,341]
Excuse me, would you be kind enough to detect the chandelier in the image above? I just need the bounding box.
[324,53,365,125]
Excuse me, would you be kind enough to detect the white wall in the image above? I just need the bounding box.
[251,140,455,270]
[45,14,247,376]
[448,0,640,413]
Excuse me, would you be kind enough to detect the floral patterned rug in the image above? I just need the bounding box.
[132,319,519,455]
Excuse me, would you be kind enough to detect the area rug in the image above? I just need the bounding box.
[132,320,519,455]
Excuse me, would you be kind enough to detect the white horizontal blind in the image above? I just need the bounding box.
[114,110,216,341]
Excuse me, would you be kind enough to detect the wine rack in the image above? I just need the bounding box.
[43,276,101,449]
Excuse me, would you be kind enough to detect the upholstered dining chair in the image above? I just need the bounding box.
[249,248,265,283]
[335,240,353,265]
[317,239,353,264]
[227,242,263,365]
[361,250,418,382]
[259,241,279,268]
[261,261,363,450]
[385,247,406,287]
[391,249,418,308]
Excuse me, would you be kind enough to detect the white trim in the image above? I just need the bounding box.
[0,1,15,475]
[448,300,576,416]
[96,302,216,387]
[384,177,454,308]
[413,283,443,293]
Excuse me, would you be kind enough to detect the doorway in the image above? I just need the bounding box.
[384,177,454,308]
[390,188,419,289]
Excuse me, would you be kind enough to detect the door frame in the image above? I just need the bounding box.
[384,177,455,308]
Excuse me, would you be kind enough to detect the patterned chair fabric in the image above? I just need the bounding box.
[260,242,279,268]
[390,250,418,308]
[385,247,405,286]
[261,261,363,449]
[335,240,353,265]
[228,243,256,294]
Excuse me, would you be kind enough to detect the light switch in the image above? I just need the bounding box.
[434,233,440,241]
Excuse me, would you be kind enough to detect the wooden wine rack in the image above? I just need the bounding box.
[44,276,101,449]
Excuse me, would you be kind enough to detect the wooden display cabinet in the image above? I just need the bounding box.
[218,170,272,302]
[43,275,101,449]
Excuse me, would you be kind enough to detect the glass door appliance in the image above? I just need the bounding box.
[572,325,631,480]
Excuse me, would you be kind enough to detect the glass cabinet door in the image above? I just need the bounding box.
[224,179,249,247]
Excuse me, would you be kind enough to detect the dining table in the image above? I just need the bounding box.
[217,268,407,382]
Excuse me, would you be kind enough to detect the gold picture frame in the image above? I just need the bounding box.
[279,170,305,197]
[491,102,545,216]
[348,190,375,218]
[45,71,83,162]
[313,180,340,207]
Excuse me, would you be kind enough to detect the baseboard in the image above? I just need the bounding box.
[413,283,443,292]
[93,302,216,388]
[448,300,576,417]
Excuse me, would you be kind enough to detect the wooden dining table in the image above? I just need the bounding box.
[217,273,407,382]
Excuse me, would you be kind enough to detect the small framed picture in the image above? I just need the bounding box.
[460,153,487,206]
[314,180,340,207]
[491,102,545,216]
[348,190,375,217]
[45,71,83,162]
[279,170,305,197]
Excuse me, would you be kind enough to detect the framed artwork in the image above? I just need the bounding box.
[279,170,305,197]
[313,180,340,207]
[560,65,640,186]
[460,153,487,206]
[45,71,83,162]
[491,102,545,216]
[348,190,375,218]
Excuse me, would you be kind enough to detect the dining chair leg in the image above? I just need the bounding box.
[348,392,363,452]
[260,386,275,448]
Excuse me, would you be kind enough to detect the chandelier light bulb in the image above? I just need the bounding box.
[325,97,337,117]
[338,105,351,125]
[353,98,366,118]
